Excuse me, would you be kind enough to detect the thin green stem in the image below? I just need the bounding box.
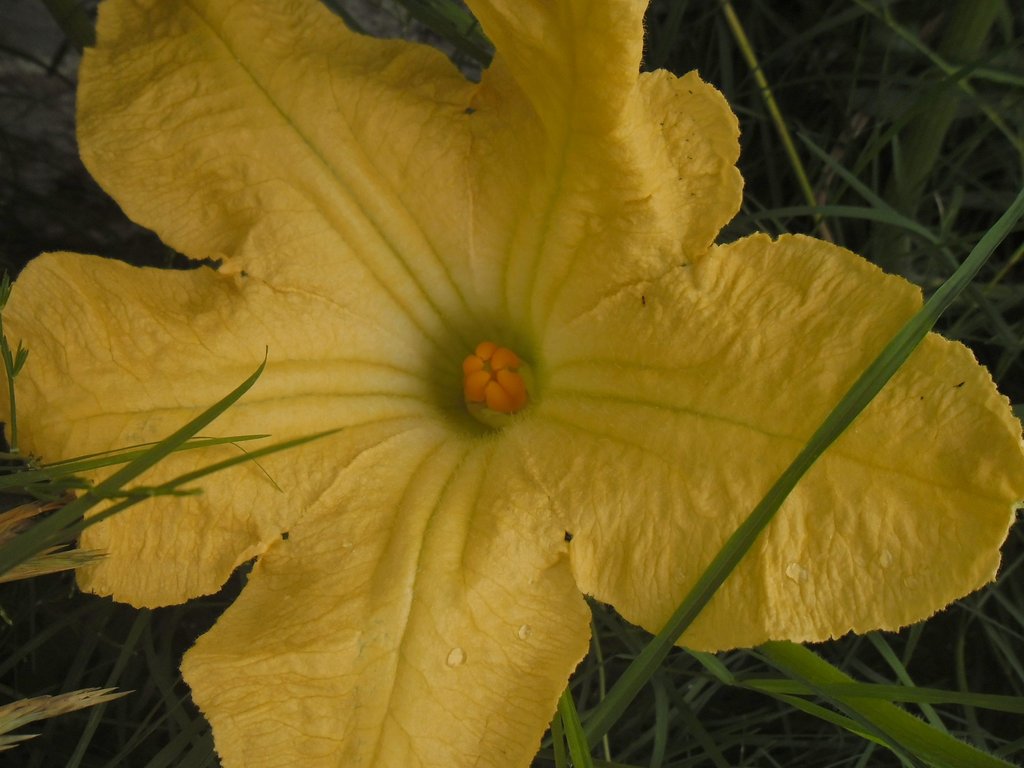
[2,335,18,453]
[558,689,594,768]
[589,620,612,762]
[719,0,832,240]
[0,275,27,454]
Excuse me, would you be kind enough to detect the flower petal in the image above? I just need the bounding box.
[78,0,742,358]
[182,427,590,767]
[466,0,647,133]
[4,253,440,605]
[79,0,481,356]
[530,233,1024,650]
[460,1,742,338]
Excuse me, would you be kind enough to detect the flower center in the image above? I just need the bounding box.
[462,341,529,417]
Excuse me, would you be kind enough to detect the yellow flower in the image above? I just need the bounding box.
[5,0,1023,766]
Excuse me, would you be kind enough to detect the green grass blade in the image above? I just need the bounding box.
[759,642,1018,768]
[140,717,214,768]
[0,358,267,576]
[719,0,829,239]
[763,692,893,746]
[740,679,1024,714]
[852,0,1020,172]
[867,633,947,731]
[582,186,1024,747]
[751,204,937,240]
[0,434,270,492]
[558,688,594,768]
[67,610,149,768]
[551,705,568,768]
[60,428,341,540]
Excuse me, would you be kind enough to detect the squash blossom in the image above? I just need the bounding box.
[4,0,1023,765]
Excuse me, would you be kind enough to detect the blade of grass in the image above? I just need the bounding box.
[718,0,831,239]
[0,274,29,453]
[140,717,214,768]
[559,688,594,768]
[758,641,1017,768]
[0,357,267,576]
[758,691,891,747]
[752,204,938,242]
[853,0,1020,175]
[589,619,612,761]
[58,427,341,542]
[738,679,1024,714]
[0,434,271,492]
[648,680,669,768]
[551,704,568,768]
[866,633,947,731]
[794,134,941,243]
[67,610,148,768]
[581,186,1024,747]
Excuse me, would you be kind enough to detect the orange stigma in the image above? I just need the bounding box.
[462,341,528,415]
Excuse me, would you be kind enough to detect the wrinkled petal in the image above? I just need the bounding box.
[79,0,480,359]
[78,0,742,357]
[466,0,647,134]
[462,1,742,336]
[531,233,1024,650]
[4,253,440,605]
[183,426,590,767]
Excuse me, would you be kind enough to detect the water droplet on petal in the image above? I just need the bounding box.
[785,562,809,584]
[517,624,532,640]
[445,647,466,667]
[879,549,894,568]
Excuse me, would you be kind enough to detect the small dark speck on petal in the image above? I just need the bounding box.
[563,531,574,543]
[641,295,646,306]
[281,531,290,541]
[464,107,477,115]
[954,381,965,389]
